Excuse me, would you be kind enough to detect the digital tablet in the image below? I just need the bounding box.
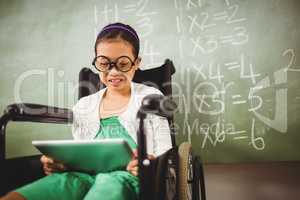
[32,139,133,174]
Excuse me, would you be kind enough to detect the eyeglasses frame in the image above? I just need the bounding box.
[92,55,137,72]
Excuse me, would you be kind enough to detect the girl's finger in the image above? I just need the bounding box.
[132,166,138,172]
[41,155,54,164]
[147,154,155,160]
[131,171,138,176]
[126,163,133,171]
[47,163,66,171]
[43,165,53,175]
[130,159,138,166]
[127,159,137,168]
[131,166,138,176]
[132,149,138,158]
[44,164,65,175]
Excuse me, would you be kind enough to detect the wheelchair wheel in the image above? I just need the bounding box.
[178,142,193,200]
[178,142,206,200]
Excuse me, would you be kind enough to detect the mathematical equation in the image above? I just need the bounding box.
[182,117,266,150]
[92,0,300,151]
[176,48,298,150]
[93,0,162,68]
[174,0,249,56]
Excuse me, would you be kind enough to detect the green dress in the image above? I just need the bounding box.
[16,116,139,200]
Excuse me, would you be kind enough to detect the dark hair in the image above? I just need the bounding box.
[94,23,140,59]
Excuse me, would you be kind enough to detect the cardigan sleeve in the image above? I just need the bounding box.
[140,86,173,157]
[71,95,97,140]
[71,103,83,140]
[145,114,172,157]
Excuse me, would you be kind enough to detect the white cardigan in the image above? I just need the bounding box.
[71,82,172,157]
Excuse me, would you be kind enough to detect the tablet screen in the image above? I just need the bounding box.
[32,139,133,174]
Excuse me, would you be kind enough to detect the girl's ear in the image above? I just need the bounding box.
[134,57,142,70]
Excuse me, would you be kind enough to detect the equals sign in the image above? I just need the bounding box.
[124,4,136,12]
[213,11,228,21]
[219,35,234,44]
[224,62,240,70]
[233,136,248,140]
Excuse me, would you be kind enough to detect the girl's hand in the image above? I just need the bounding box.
[40,155,66,175]
[126,150,138,176]
[126,149,155,176]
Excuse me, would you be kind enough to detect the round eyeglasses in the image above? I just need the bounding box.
[92,56,136,72]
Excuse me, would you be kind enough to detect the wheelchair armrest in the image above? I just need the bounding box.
[0,103,73,161]
[3,103,72,123]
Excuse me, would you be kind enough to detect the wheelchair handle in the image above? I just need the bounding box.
[136,94,177,200]
[138,94,177,118]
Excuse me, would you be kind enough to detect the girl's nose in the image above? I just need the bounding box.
[108,65,121,75]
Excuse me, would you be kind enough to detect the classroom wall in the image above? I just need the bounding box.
[0,0,300,162]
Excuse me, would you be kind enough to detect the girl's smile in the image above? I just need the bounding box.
[108,76,125,87]
[95,39,140,93]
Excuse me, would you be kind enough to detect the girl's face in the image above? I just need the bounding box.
[95,39,140,93]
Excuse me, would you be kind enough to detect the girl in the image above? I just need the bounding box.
[1,23,172,200]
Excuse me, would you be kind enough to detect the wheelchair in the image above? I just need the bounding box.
[0,59,206,200]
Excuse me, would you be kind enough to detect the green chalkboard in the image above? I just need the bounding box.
[0,0,299,162]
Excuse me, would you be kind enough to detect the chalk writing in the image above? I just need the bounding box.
[186,0,202,10]
[226,4,246,24]
[141,39,161,68]
[225,53,261,84]
[232,94,247,105]
[250,118,265,150]
[251,68,288,133]
[124,0,157,37]
[188,13,217,32]
[191,36,218,55]
[193,82,225,115]
[283,49,300,72]
[209,63,224,84]
[92,0,299,152]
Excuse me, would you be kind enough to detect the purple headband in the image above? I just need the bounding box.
[100,25,139,41]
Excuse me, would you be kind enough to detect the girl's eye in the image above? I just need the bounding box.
[97,61,109,67]
[119,62,129,66]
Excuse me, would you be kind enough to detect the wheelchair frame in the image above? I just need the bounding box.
[0,59,206,200]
